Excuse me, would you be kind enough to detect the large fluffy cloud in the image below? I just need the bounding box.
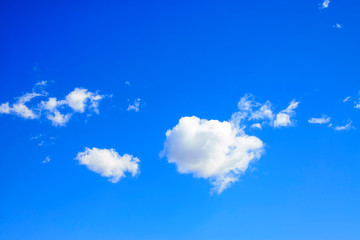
[76,147,140,183]
[161,116,264,194]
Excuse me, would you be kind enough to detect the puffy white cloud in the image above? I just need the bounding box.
[40,97,71,126]
[274,100,300,127]
[46,110,72,126]
[41,97,66,112]
[12,102,38,119]
[76,147,140,183]
[161,116,264,194]
[334,120,354,131]
[127,98,141,112]
[65,88,103,113]
[308,115,331,124]
[320,0,330,9]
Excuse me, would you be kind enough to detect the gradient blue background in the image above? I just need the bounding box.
[1,0,360,239]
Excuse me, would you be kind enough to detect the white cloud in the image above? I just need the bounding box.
[0,92,42,119]
[0,84,107,126]
[35,80,48,87]
[333,23,343,29]
[127,98,141,112]
[0,102,11,114]
[161,116,264,194]
[320,0,330,9]
[249,101,274,121]
[353,93,360,109]
[334,120,354,131]
[76,147,140,183]
[251,123,262,129]
[237,94,258,112]
[65,88,103,113]
[46,110,72,126]
[232,94,298,129]
[308,115,331,124]
[273,100,300,127]
[42,156,51,164]
[343,96,351,102]
[41,97,66,112]
[125,81,131,86]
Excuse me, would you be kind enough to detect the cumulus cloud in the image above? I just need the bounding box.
[308,115,331,124]
[76,147,140,183]
[161,116,264,194]
[273,100,300,127]
[127,98,141,112]
[65,88,103,113]
[334,120,354,131]
[320,0,330,9]
[0,83,107,126]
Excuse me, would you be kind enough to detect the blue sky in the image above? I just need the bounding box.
[1,0,360,239]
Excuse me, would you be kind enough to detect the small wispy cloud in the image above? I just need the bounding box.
[273,100,300,128]
[0,82,109,127]
[308,115,331,124]
[127,98,141,112]
[125,81,131,86]
[320,0,330,9]
[343,96,351,102]
[0,91,44,119]
[334,120,354,131]
[250,123,262,130]
[230,94,300,129]
[42,156,51,164]
[333,23,343,29]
